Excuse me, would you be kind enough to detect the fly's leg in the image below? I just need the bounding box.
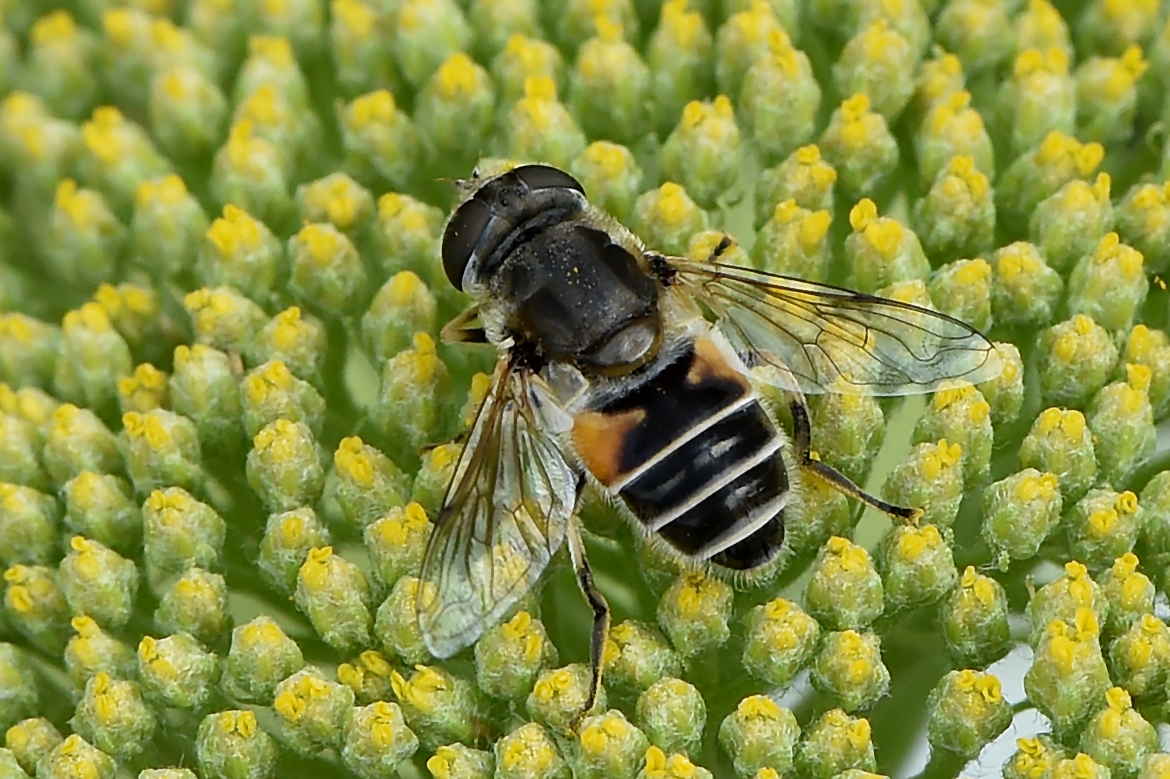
[567,517,610,733]
[787,393,922,523]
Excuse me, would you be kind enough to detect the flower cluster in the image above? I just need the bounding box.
[1,0,1169,778]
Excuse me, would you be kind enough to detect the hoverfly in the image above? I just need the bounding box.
[416,162,1000,721]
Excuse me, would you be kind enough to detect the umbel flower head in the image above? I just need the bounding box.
[0,1,1169,778]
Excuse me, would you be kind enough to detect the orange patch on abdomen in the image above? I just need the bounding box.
[571,407,646,486]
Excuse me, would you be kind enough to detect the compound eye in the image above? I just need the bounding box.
[442,198,491,291]
[513,164,585,194]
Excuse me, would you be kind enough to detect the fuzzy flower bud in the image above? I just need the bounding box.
[752,200,833,281]
[935,0,1013,73]
[755,145,837,229]
[247,419,326,513]
[153,568,229,645]
[272,667,355,755]
[342,701,420,779]
[170,344,244,450]
[997,48,1075,160]
[741,29,820,164]
[718,695,800,777]
[572,709,650,779]
[845,199,929,294]
[635,677,705,757]
[1108,614,1170,702]
[121,409,203,496]
[805,537,883,631]
[647,0,713,139]
[55,303,133,417]
[998,130,1105,233]
[941,567,1011,667]
[70,672,156,761]
[196,710,277,779]
[221,616,306,703]
[495,721,569,779]
[877,522,959,611]
[1080,686,1159,775]
[810,630,890,712]
[1030,172,1113,274]
[527,663,605,733]
[927,670,1011,758]
[1067,489,1143,571]
[339,90,420,190]
[1025,609,1112,739]
[742,596,820,687]
[295,546,372,654]
[602,620,683,698]
[58,536,138,630]
[361,272,438,366]
[569,142,643,224]
[0,483,59,566]
[982,469,1062,568]
[1027,561,1107,646]
[391,665,486,749]
[506,77,587,169]
[63,616,135,689]
[1115,182,1170,275]
[474,610,557,702]
[1038,314,1119,408]
[631,182,709,258]
[570,19,650,146]
[43,404,122,488]
[657,570,733,657]
[660,96,742,209]
[416,53,497,173]
[137,632,220,710]
[1077,46,1148,143]
[37,735,117,779]
[241,361,325,440]
[820,95,899,197]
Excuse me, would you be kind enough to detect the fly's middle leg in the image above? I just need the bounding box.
[566,517,610,733]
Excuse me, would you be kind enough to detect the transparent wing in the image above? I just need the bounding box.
[669,258,1001,396]
[416,356,579,658]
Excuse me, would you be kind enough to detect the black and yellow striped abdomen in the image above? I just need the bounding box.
[572,336,789,570]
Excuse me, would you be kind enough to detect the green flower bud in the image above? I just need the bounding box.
[0,484,58,567]
[185,0,246,78]
[0,386,59,446]
[295,172,375,238]
[43,404,122,488]
[339,91,421,190]
[569,142,643,224]
[24,11,99,120]
[1029,172,1113,275]
[247,419,325,513]
[196,710,277,779]
[602,620,683,698]
[211,121,293,231]
[170,344,244,454]
[916,91,996,189]
[287,222,368,314]
[1140,470,1170,561]
[1100,552,1154,638]
[1116,182,1170,275]
[342,701,420,779]
[820,95,898,197]
[1014,0,1072,59]
[935,0,1012,73]
[53,304,133,417]
[375,333,452,466]
[121,410,203,496]
[392,0,470,90]
[568,21,649,146]
[234,36,310,109]
[374,575,431,664]
[1077,46,1148,143]
[76,106,171,219]
[474,610,557,701]
[941,567,1011,667]
[718,695,799,778]
[915,159,995,263]
[370,193,445,285]
[252,307,327,383]
[647,0,713,138]
[1069,232,1149,337]
[714,1,783,98]
[59,537,138,630]
[1089,365,1156,485]
[94,282,164,355]
[876,522,959,611]
[752,200,833,280]
[988,241,1062,329]
[117,364,169,417]
[330,0,397,99]
[811,630,889,712]
[361,273,438,366]
[4,717,62,774]
[253,0,324,58]
[914,384,993,486]
[635,677,705,757]
[153,568,229,645]
[911,50,965,122]
[0,418,48,493]
[927,670,1011,759]
[784,477,853,557]
[742,596,820,687]
[1067,489,1143,571]
[416,54,496,174]
[1025,608,1112,740]
[63,616,136,688]
[411,442,460,519]
[37,735,116,779]
[741,29,820,164]
[426,743,495,779]
[1019,408,1097,503]
[1038,314,1119,408]
[364,503,431,594]
[137,632,221,710]
[998,131,1105,233]
[257,507,330,595]
[0,644,39,730]
[807,385,884,487]
[149,66,228,162]
[631,182,708,257]
[0,95,78,201]
[272,667,355,755]
[241,361,325,440]
[1108,614,1170,702]
[324,437,410,532]
[184,286,269,356]
[755,145,837,230]
[834,20,914,122]
[1142,753,1170,779]
[466,0,541,63]
[1026,561,1107,647]
[70,672,156,761]
[982,469,1062,568]
[1080,686,1159,775]
[0,314,59,390]
[338,650,397,706]
[572,709,650,779]
[391,665,487,749]
[142,487,224,588]
[660,96,741,209]
[636,746,711,779]
[997,48,1076,161]
[805,537,883,631]
[495,721,570,779]
[295,546,372,654]
[221,616,306,703]
[657,571,732,657]
[1122,327,1170,420]
[491,34,565,113]
[526,663,606,732]
[844,199,929,294]
[1001,734,1067,776]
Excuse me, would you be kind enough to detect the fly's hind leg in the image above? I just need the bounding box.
[787,392,922,523]
[566,517,610,733]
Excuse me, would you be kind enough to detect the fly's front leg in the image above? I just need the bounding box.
[787,391,921,523]
[566,517,610,733]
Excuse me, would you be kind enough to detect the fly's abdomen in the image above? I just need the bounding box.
[572,336,789,570]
